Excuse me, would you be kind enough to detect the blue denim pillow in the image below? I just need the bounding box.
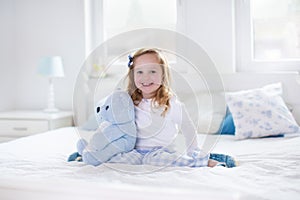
[218,110,235,135]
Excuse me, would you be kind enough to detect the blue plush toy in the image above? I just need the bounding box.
[73,90,137,166]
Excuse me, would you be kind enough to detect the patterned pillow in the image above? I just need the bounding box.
[225,83,300,139]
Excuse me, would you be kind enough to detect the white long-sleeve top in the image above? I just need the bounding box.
[134,97,198,153]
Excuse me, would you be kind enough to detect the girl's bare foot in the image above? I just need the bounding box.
[208,159,219,167]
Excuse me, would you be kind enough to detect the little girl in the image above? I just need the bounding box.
[106,48,234,167]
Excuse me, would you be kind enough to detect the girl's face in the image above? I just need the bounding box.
[133,53,163,99]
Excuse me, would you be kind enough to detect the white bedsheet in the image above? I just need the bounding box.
[0,127,299,200]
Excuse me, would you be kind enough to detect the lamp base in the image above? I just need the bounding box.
[44,78,59,113]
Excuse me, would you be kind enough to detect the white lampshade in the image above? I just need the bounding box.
[37,56,64,77]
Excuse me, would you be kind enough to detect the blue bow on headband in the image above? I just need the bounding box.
[128,55,133,68]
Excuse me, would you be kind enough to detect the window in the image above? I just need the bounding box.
[236,0,300,72]
[105,0,177,61]
[84,0,177,62]
[103,0,177,40]
[102,0,177,66]
[83,0,179,113]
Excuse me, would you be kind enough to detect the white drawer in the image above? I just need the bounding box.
[0,120,49,137]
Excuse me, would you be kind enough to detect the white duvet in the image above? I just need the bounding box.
[0,127,299,200]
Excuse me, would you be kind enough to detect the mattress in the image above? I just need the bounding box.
[0,127,299,200]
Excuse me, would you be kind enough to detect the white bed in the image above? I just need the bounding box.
[0,127,299,200]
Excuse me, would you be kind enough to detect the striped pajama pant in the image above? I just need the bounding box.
[107,147,209,167]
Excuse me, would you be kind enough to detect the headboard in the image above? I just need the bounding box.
[80,71,300,129]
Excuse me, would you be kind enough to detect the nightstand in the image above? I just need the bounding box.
[0,110,73,142]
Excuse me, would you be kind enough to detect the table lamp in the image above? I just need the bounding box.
[37,56,65,112]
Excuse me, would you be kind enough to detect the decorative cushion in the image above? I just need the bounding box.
[225,83,300,139]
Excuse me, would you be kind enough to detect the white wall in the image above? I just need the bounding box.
[0,0,85,111]
[0,0,16,111]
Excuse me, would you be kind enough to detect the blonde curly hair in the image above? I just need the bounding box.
[126,48,173,116]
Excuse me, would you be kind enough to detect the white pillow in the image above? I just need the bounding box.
[180,92,225,134]
[225,82,300,139]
